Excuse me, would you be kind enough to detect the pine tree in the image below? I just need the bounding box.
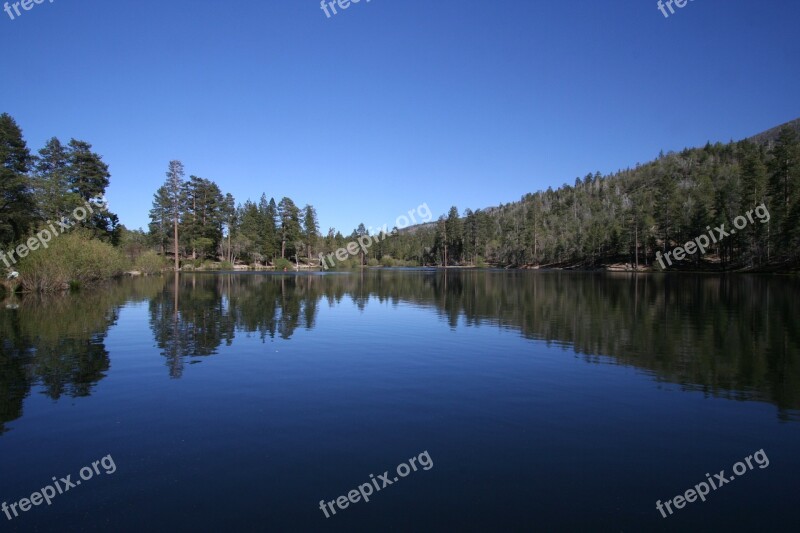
[65,139,119,241]
[32,137,75,222]
[356,223,367,266]
[302,204,320,262]
[768,127,800,257]
[444,206,463,265]
[277,197,301,259]
[67,139,110,202]
[739,141,768,263]
[164,161,185,270]
[221,193,236,263]
[263,197,278,262]
[239,200,264,264]
[463,208,477,264]
[181,176,225,260]
[0,113,34,246]
[149,186,172,255]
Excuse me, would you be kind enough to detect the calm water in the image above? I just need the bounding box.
[1,271,798,532]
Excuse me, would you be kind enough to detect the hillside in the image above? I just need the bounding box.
[386,119,800,271]
[747,118,800,146]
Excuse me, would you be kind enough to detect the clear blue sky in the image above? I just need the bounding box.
[1,0,798,233]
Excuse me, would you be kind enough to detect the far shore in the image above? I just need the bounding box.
[152,259,799,275]
[4,259,795,298]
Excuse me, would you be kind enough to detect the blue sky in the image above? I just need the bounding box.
[1,0,798,233]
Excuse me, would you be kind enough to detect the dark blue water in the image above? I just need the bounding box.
[1,271,798,531]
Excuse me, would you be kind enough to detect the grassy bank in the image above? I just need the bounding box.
[15,232,128,292]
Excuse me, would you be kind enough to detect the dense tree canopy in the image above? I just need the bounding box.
[0,113,35,245]
[0,114,118,252]
[384,127,800,270]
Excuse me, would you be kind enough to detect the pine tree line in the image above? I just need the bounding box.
[148,160,322,268]
[386,126,800,269]
[5,110,798,272]
[0,113,119,250]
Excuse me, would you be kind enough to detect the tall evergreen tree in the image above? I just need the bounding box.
[768,127,800,256]
[739,141,769,263]
[769,127,800,211]
[32,137,75,222]
[181,176,225,259]
[238,200,266,264]
[355,223,367,266]
[164,161,185,270]
[221,193,236,263]
[64,139,119,242]
[277,197,301,259]
[444,206,463,264]
[0,113,34,246]
[149,185,172,255]
[302,204,320,261]
[259,194,278,262]
[67,139,110,202]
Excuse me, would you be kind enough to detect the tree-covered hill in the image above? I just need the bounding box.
[747,118,800,146]
[386,119,800,270]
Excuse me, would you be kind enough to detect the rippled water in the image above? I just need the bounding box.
[1,271,798,531]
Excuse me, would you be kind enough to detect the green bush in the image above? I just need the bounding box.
[273,257,294,271]
[18,232,128,292]
[475,256,487,268]
[219,261,234,271]
[341,258,360,269]
[380,256,395,267]
[135,250,167,275]
[367,258,380,267]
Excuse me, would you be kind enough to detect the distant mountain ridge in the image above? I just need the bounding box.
[746,117,800,146]
[389,117,799,271]
[404,117,800,228]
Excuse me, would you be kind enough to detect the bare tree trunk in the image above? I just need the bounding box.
[173,215,179,272]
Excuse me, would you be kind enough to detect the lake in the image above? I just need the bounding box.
[1,270,798,531]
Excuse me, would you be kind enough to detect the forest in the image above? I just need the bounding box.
[407,121,800,270]
[143,119,800,271]
[2,112,799,289]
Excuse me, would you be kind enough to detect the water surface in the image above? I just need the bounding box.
[1,271,798,531]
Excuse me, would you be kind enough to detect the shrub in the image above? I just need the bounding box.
[367,258,380,267]
[341,258,360,269]
[475,256,487,268]
[219,261,234,271]
[273,257,294,271]
[135,250,167,275]
[18,232,128,292]
[380,256,395,267]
